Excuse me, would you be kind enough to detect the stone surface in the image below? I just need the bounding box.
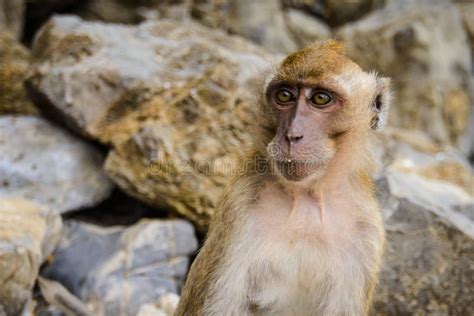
[282,0,384,27]
[457,1,474,45]
[136,293,179,316]
[375,127,474,195]
[0,32,38,115]
[192,0,300,54]
[27,16,271,228]
[285,9,331,48]
[0,199,62,316]
[0,116,113,213]
[227,0,297,54]
[337,0,472,153]
[0,0,25,39]
[374,169,474,314]
[42,219,198,316]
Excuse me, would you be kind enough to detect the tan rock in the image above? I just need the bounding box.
[375,127,473,195]
[0,199,62,316]
[0,0,25,39]
[28,16,271,228]
[456,1,474,45]
[0,32,38,115]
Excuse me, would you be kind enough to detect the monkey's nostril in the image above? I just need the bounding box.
[286,134,304,144]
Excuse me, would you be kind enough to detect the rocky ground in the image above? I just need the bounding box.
[0,0,473,315]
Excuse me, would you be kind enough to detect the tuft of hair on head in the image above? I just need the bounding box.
[282,40,346,65]
[277,40,356,82]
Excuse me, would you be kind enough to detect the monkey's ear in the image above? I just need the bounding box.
[370,77,391,130]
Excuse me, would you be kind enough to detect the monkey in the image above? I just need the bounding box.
[175,40,391,316]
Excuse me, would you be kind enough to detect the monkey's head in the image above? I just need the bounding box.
[260,40,391,183]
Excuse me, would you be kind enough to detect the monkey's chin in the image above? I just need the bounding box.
[275,160,324,182]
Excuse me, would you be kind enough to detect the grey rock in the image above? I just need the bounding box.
[0,116,113,213]
[0,199,62,316]
[227,0,297,54]
[337,0,473,153]
[374,169,474,314]
[42,219,198,316]
[285,9,331,48]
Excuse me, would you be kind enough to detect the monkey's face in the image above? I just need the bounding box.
[261,41,391,182]
[265,81,344,182]
[263,74,387,182]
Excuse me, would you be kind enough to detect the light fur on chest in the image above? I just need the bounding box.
[204,186,380,316]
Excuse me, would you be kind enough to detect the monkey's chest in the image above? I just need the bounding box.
[241,197,370,315]
[244,231,361,315]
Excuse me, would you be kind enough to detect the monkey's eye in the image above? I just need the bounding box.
[311,91,332,107]
[275,89,294,104]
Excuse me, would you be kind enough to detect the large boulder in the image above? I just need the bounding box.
[375,169,474,314]
[0,116,113,213]
[337,0,472,153]
[0,199,62,316]
[0,32,38,115]
[42,219,198,316]
[27,16,271,228]
[371,128,474,314]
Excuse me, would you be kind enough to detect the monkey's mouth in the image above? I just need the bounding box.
[275,160,322,182]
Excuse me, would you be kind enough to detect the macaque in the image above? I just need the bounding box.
[175,40,390,316]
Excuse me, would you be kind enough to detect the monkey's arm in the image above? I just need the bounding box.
[174,225,226,316]
[175,162,263,316]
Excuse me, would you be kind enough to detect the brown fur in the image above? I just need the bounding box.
[175,41,389,316]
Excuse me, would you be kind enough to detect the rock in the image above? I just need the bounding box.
[0,32,38,115]
[375,169,474,314]
[192,0,299,54]
[375,127,474,195]
[285,9,331,48]
[0,116,113,213]
[136,304,167,316]
[42,219,198,316]
[79,0,144,24]
[282,0,384,27]
[27,16,271,228]
[227,0,297,54]
[157,293,180,316]
[0,199,62,316]
[457,1,474,45]
[136,293,179,316]
[0,0,25,39]
[79,0,190,24]
[337,0,472,153]
[190,0,229,29]
[323,0,384,26]
[38,277,92,316]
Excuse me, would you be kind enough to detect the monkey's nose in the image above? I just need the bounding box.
[286,134,303,144]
